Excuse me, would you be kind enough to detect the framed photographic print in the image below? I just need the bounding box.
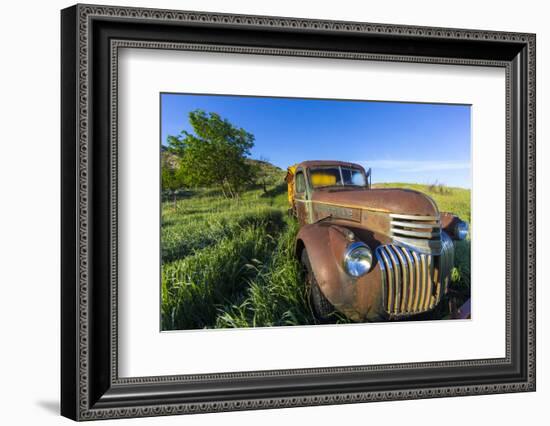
[61,4,536,421]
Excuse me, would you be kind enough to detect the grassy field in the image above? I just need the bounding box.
[161,181,471,330]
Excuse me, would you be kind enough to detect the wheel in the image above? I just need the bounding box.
[301,249,335,322]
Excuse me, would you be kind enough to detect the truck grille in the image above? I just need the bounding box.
[375,232,454,317]
[389,213,442,254]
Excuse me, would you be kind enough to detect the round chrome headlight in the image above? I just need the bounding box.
[456,221,469,240]
[343,242,373,277]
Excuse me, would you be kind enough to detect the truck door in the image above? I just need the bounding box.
[294,169,312,225]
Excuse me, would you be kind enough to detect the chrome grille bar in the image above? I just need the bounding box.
[390,213,442,255]
[392,228,440,238]
[375,232,454,316]
[401,248,415,312]
[411,250,421,312]
[390,213,440,221]
[390,220,439,229]
[386,246,402,313]
[420,254,430,312]
[378,247,394,313]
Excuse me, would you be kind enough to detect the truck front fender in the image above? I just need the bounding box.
[440,212,469,240]
[296,223,357,314]
[296,222,386,321]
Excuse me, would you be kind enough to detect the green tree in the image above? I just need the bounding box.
[161,151,186,209]
[166,135,186,157]
[253,156,272,195]
[177,110,256,198]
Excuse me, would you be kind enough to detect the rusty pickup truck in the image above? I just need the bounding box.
[285,160,469,322]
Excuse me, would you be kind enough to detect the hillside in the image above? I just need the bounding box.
[246,158,286,183]
[160,149,286,187]
[160,145,179,170]
[246,158,285,175]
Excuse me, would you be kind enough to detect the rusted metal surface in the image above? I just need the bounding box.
[290,160,466,322]
[313,203,362,223]
[312,188,438,216]
[296,159,367,169]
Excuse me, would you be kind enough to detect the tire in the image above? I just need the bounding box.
[301,249,335,322]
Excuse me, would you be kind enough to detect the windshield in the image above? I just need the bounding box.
[309,166,366,188]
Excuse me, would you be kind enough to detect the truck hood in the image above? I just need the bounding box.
[312,188,439,216]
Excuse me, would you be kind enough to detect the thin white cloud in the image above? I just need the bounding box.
[359,160,470,173]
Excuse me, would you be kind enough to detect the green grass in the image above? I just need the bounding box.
[214,219,315,328]
[162,221,280,329]
[161,182,471,330]
[161,186,303,330]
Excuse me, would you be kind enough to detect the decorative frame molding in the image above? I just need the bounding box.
[61,4,536,421]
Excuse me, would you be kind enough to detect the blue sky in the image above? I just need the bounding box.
[161,93,471,188]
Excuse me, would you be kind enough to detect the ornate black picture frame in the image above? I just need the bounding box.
[61,4,536,421]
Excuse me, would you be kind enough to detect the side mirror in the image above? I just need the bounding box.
[366,168,372,189]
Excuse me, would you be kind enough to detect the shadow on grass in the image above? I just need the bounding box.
[260,182,287,198]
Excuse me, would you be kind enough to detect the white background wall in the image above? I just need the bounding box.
[0,0,546,424]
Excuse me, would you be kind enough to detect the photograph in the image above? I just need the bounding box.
[160,93,472,331]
